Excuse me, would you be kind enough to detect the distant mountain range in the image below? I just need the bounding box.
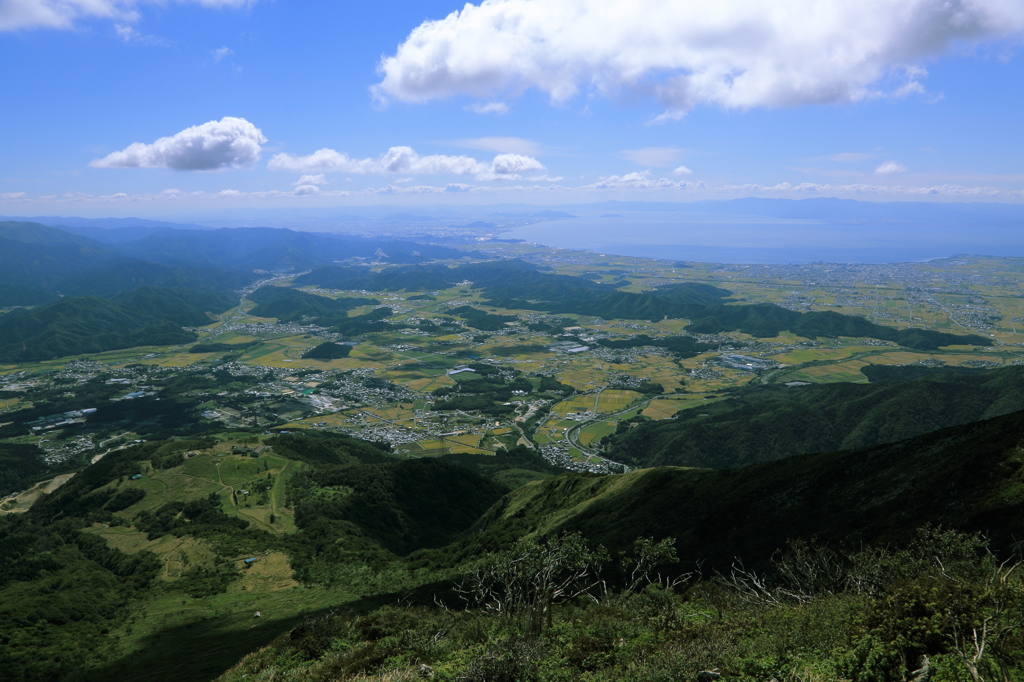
[0,219,469,361]
[0,220,470,297]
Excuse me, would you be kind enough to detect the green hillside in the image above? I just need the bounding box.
[0,286,235,362]
[4,409,1024,682]
[0,430,510,682]
[248,286,377,322]
[301,341,352,359]
[0,443,47,496]
[451,408,1024,566]
[604,365,1024,469]
[215,411,1024,682]
[685,302,992,349]
[0,286,57,307]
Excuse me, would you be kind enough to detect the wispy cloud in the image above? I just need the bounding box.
[268,145,544,181]
[875,160,908,175]
[0,0,257,32]
[720,181,999,197]
[212,46,233,62]
[465,101,509,114]
[114,23,168,46]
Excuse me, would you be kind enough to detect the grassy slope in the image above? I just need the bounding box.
[0,431,508,682]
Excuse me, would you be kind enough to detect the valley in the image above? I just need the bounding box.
[2,219,1024,682]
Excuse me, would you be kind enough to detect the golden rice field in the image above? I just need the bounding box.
[550,395,600,416]
[596,389,642,412]
[782,361,873,383]
[641,398,687,420]
[578,421,616,445]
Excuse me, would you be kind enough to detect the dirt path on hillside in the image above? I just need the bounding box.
[0,472,76,514]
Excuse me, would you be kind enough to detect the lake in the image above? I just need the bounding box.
[499,211,1024,264]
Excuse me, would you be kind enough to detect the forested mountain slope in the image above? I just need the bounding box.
[604,365,1024,468]
[247,286,377,322]
[55,260,256,297]
[0,287,236,362]
[453,406,1024,569]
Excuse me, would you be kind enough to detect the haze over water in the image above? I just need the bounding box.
[501,211,1024,264]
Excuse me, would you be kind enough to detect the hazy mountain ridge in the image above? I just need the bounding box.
[55,260,258,297]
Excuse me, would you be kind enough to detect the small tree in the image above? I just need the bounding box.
[621,536,692,592]
[457,532,608,635]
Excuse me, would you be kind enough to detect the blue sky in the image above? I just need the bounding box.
[1,0,1022,218]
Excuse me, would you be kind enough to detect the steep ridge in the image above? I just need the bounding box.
[456,408,1024,568]
[605,365,1024,468]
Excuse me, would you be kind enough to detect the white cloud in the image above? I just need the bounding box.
[115,23,168,45]
[720,181,1001,196]
[267,145,543,181]
[875,160,908,175]
[374,0,1024,119]
[212,45,233,62]
[466,101,509,114]
[621,147,684,167]
[582,171,703,190]
[17,177,1024,206]
[672,165,693,175]
[294,173,327,186]
[89,117,267,171]
[454,136,540,155]
[1,0,255,31]
[487,153,544,178]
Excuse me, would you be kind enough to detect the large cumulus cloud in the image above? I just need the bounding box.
[268,146,544,180]
[90,117,267,171]
[374,0,1024,118]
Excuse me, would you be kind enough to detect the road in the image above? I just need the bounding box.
[561,394,653,472]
